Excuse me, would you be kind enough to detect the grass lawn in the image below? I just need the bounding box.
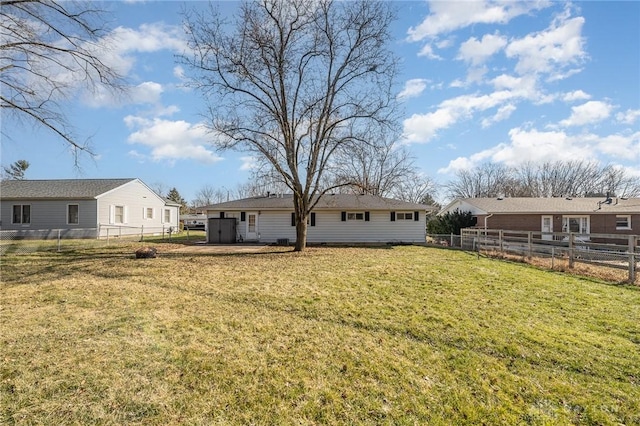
[1,244,639,425]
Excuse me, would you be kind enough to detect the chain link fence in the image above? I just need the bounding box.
[0,226,206,255]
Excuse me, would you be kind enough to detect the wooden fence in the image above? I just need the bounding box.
[457,229,639,283]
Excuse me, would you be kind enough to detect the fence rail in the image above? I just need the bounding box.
[427,230,639,283]
[0,225,202,255]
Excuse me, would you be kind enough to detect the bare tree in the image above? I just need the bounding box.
[1,0,121,162]
[445,163,513,199]
[181,0,399,251]
[192,184,228,207]
[149,182,169,198]
[446,160,640,199]
[329,133,414,197]
[389,172,438,205]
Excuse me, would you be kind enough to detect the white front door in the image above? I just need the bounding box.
[246,212,258,240]
[541,215,553,240]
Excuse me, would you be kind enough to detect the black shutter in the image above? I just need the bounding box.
[310,212,316,226]
[414,211,419,221]
[341,211,346,221]
[365,211,370,222]
[241,212,246,222]
[220,211,225,219]
[390,211,396,222]
[291,212,296,226]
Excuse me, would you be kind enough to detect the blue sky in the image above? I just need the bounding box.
[2,1,639,204]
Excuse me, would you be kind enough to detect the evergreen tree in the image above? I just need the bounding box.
[2,160,30,180]
[167,187,187,214]
[427,209,476,235]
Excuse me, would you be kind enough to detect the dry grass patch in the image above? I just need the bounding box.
[1,245,639,425]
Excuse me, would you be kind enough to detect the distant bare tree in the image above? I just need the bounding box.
[446,160,640,199]
[149,182,169,198]
[389,172,438,205]
[192,184,229,207]
[181,0,399,251]
[235,166,292,199]
[1,0,122,162]
[445,163,513,198]
[330,134,414,197]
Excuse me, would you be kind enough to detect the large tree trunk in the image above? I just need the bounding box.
[294,217,308,252]
[293,193,309,251]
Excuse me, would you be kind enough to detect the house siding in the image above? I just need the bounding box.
[0,199,98,235]
[208,209,426,243]
[1,179,179,239]
[97,180,179,237]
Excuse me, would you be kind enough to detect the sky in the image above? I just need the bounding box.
[2,0,639,205]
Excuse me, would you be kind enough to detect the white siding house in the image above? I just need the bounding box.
[203,194,434,244]
[0,179,180,238]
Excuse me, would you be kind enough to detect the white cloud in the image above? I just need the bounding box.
[438,127,639,174]
[616,109,640,125]
[559,100,613,127]
[173,65,186,81]
[594,132,640,160]
[417,44,442,59]
[398,79,429,99]
[481,104,516,128]
[130,81,164,104]
[240,156,259,171]
[562,90,591,102]
[457,33,507,66]
[505,14,586,77]
[407,1,551,41]
[124,115,222,164]
[403,90,516,143]
[403,108,458,143]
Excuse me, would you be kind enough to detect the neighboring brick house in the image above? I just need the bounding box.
[439,197,639,239]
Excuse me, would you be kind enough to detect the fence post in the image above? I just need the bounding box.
[57,229,61,252]
[499,229,504,254]
[629,235,635,283]
[140,225,144,242]
[568,233,574,268]
[528,231,533,258]
[450,233,454,247]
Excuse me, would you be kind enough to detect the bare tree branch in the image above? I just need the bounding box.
[1,0,123,163]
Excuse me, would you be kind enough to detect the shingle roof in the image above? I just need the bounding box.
[0,179,137,199]
[202,193,435,211]
[448,197,640,214]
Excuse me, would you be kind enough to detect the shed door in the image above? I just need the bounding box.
[246,212,258,240]
[541,215,553,240]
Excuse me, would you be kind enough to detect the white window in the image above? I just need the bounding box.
[616,215,631,230]
[164,209,171,223]
[145,207,154,220]
[562,216,590,234]
[67,204,79,225]
[347,212,364,221]
[12,205,30,224]
[114,206,125,224]
[396,212,414,220]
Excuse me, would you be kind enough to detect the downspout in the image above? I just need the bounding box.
[484,213,494,232]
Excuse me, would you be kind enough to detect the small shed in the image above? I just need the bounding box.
[207,217,237,244]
